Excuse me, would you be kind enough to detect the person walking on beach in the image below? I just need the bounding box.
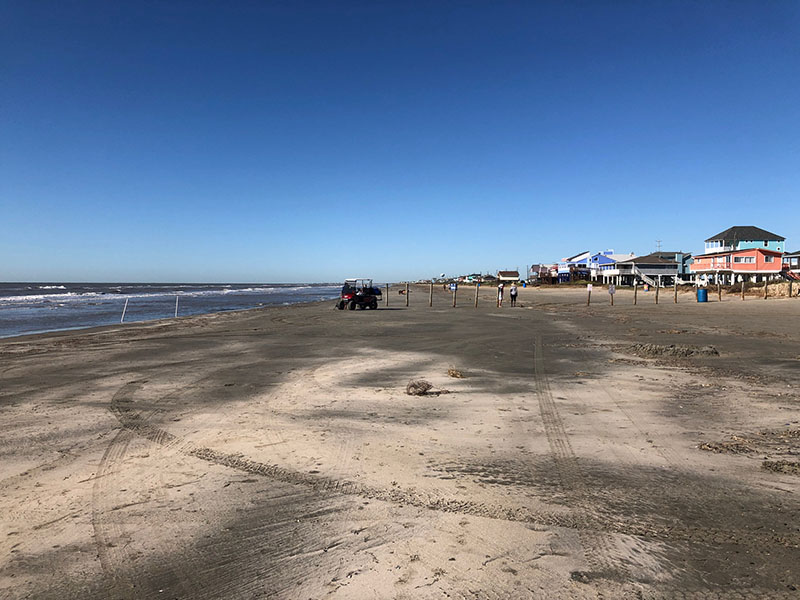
[509,283,518,306]
[497,283,504,307]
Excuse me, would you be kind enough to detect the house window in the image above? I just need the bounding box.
[765,256,773,263]
[733,256,755,264]
[764,241,768,247]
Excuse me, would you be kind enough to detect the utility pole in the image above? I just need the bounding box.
[656,240,662,253]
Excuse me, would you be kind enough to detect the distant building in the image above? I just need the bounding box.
[651,252,693,277]
[588,250,636,281]
[701,226,785,254]
[557,251,591,283]
[601,253,679,286]
[497,270,520,283]
[528,263,557,283]
[691,226,785,283]
[782,251,799,280]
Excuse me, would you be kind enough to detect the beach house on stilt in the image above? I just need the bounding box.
[690,226,785,284]
[783,251,800,280]
[600,253,679,287]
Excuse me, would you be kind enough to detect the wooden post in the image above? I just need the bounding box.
[120,298,129,323]
[717,280,722,302]
[610,289,614,306]
[634,282,638,305]
[741,279,745,301]
[429,281,433,307]
[764,278,768,300]
[673,279,678,303]
[405,282,409,307]
[474,283,479,308]
[175,295,179,318]
[453,286,457,308]
[385,284,389,306]
[587,287,591,306]
[655,283,659,304]
[790,281,794,298]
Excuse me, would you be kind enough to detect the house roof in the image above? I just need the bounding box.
[619,252,678,265]
[591,252,636,261]
[705,226,784,243]
[783,250,800,257]
[653,251,690,258]
[497,270,519,277]
[564,251,590,262]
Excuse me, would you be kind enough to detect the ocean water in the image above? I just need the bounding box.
[0,283,341,339]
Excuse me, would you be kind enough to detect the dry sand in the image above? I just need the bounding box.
[1,285,799,599]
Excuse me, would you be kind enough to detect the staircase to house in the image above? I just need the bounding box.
[631,266,658,287]
[780,270,800,281]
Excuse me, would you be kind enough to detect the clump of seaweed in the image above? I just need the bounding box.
[762,460,800,476]
[447,368,464,379]
[632,343,719,358]
[699,437,755,454]
[406,380,434,396]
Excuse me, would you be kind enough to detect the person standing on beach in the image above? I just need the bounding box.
[509,283,518,306]
[497,283,504,307]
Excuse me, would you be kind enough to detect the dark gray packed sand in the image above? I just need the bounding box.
[2,285,799,599]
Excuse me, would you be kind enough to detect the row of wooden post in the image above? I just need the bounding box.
[384,282,483,308]
[587,277,790,306]
[386,278,795,311]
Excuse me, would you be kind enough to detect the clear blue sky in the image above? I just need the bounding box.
[2,1,799,282]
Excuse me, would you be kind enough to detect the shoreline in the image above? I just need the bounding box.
[0,296,339,343]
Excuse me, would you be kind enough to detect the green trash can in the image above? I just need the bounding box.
[697,288,708,303]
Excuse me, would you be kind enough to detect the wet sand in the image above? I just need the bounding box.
[1,285,799,599]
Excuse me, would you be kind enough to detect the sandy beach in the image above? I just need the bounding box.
[1,285,799,599]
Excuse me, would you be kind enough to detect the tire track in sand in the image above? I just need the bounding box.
[103,368,800,599]
[93,380,205,599]
[532,336,632,595]
[107,373,800,554]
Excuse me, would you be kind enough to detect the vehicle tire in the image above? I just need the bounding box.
[337,300,345,310]
[369,300,377,310]
[348,301,356,310]
[357,303,365,310]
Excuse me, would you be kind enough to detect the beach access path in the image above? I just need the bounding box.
[1,285,799,599]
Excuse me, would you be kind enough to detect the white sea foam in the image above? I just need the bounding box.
[0,285,338,304]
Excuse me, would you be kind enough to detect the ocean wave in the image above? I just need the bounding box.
[0,286,339,304]
[0,292,86,303]
[38,285,67,290]
[219,285,317,295]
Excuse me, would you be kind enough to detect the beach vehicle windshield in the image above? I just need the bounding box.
[343,278,374,292]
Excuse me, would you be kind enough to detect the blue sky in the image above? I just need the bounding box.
[2,1,799,282]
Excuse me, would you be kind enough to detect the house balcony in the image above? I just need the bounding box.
[702,245,733,254]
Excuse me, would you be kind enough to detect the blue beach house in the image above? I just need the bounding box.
[557,251,591,282]
[589,251,636,281]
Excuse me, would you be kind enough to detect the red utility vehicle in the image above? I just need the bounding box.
[337,278,381,310]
